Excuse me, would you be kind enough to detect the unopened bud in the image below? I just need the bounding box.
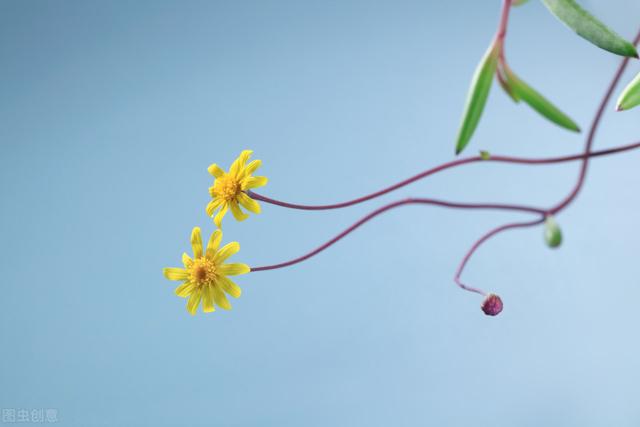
[479,150,491,160]
[544,215,562,248]
[481,293,503,316]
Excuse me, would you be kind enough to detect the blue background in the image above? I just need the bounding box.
[2,0,640,425]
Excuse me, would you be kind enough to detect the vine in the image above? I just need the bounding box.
[163,1,640,317]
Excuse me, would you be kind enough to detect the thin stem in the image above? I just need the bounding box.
[454,218,545,296]
[249,138,640,273]
[250,140,640,211]
[250,198,542,272]
[550,31,640,215]
[249,24,640,302]
[495,0,513,47]
[496,0,513,70]
[454,29,640,296]
[251,142,640,280]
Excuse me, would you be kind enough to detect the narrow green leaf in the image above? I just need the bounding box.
[542,0,638,58]
[497,67,521,103]
[544,216,563,248]
[616,72,640,111]
[505,68,581,132]
[513,0,530,6]
[455,43,499,155]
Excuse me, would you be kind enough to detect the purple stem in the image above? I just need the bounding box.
[551,32,640,215]
[249,140,640,273]
[249,141,640,211]
[454,218,545,296]
[249,198,543,272]
[454,29,640,296]
[248,18,640,299]
[496,0,513,47]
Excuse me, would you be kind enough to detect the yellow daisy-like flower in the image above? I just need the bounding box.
[163,227,250,315]
[206,150,268,228]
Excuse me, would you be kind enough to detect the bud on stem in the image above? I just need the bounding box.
[481,293,503,316]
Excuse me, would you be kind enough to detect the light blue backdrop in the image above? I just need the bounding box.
[2,1,640,425]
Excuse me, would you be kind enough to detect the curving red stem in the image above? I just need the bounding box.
[453,29,640,297]
[248,0,640,306]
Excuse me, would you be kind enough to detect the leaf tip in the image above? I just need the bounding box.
[455,134,469,156]
[624,43,639,58]
[565,119,581,133]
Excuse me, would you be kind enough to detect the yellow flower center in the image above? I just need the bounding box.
[188,257,217,286]
[214,175,241,202]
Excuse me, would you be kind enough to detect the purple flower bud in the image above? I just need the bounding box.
[481,293,503,316]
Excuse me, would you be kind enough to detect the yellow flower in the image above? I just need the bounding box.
[163,227,250,315]
[207,150,268,228]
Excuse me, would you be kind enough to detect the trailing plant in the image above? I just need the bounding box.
[163,0,640,317]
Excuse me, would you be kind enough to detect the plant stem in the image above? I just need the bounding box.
[453,29,640,296]
[248,18,640,303]
[250,30,640,298]
[248,138,640,273]
[250,198,543,273]
[550,31,640,215]
[496,0,513,47]
[249,140,640,211]
[454,218,544,296]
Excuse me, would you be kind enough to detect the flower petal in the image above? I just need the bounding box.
[191,227,203,258]
[163,268,189,281]
[215,242,240,263]
[241,176,268,190]
[186,289,202,315]
[206,198,223,217]
[229,150,253,177]
[175,282,195,298]
[213,203,229,228]
[205,230,222,259]
[237,192,261,214]
[219,263,250,276]
[213,287,232,310]
[202,285,215,313]
[208,164,225,178]
[218,276,242,298]
[182,253,192,268]
[239,159,261,179]
[229,201,249,222]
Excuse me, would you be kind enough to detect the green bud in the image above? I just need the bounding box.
[544,216,562,248]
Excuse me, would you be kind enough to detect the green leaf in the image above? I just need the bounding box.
[513,0,530,6]
[455,43,499,155]
[544,216,563,248]
[505,68,581,132]
[616,71,640,111]
[542,0,638,58]
[497,68,521,103]
[479,150,491,160]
